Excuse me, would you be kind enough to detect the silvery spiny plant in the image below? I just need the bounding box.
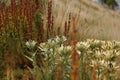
[24,36,68,80]
[24,37,120,80]
[78,39,120,80]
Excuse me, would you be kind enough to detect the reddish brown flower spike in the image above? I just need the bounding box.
[70,16,79,80]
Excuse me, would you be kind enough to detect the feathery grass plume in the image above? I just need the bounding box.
[70,16,79,80]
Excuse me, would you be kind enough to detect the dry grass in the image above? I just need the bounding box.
[52,0,120,40]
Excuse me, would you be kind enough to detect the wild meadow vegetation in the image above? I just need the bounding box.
[0,0,120,80]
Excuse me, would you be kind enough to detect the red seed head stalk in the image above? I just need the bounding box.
[5,7,9,25]
[0,5,3,30]
[64,21,67,37]
[64,13,71,41]
[47,0,53,37]
[19,0,24,19]
[92,63,96,80]
[68,13,71,32]
[24,0,33,39]
[70,16,79,80]
[0,12,1,31]
[11,0,16,16]
[34,0,39,9]
[67,13,71,38]
[4,5,8,30]
[57,27,61,35]
[11,0,18,32]
[56,61,62,80]
[51,15,54,36]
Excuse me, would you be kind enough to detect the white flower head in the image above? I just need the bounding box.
[58,46,71,55]
[103,50,113,59]
[95,50,102,57]
[77,50,81,55]
[55,35,67,44]
[94,40,100,44]
[98,60,108,67]
[89,39,102,49]
[47,38,57,47]
[25,40,37,49]
[90,60,97,67]
[39,42,49,52]
[76,42,90,52]
[114,50,120,56]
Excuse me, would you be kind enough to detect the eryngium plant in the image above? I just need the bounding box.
[25,36,120,80]
[77,39,120,80]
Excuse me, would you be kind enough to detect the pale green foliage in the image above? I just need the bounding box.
[78,39,120,80]
[25,36,120,80]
